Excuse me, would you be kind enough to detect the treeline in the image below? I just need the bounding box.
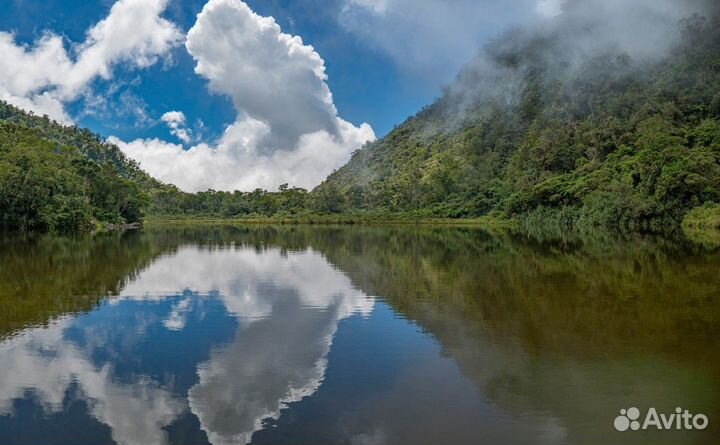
[0,122,148,232]
[316,11,720,233]
[147,183,345,217]
[0,99,344,231]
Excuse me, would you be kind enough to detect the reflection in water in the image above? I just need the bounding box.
[122,246,373,445]
[121,247,373,445]
[0,317,183,445]
[0,227,719,444]
[0,244,372,445]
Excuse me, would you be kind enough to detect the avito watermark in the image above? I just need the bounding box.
[614,407,709,432]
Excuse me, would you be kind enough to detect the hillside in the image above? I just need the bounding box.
[317,8,720,232]
[0,102,161,190]
[0,102,164,231]
[3,5,720,234]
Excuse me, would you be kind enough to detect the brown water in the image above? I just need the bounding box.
[0,226,718,444]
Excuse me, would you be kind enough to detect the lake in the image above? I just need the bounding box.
[0,225,718,444]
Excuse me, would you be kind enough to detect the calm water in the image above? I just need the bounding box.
[0,226,718,445]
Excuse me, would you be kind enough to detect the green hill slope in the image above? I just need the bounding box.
[0,102,161,190]
[317,9,720,232]
[0,102,164,231]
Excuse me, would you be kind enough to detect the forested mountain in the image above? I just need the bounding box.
[0,102,157,231]
[0,102,161,190]
[2,4,720,234]
[317,6,720,232]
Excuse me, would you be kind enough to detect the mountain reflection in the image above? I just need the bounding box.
[0,244,373,445]
[0,226,719,445]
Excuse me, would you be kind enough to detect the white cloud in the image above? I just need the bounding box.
[161,111,185,125]
[349,0,388,14]
[0,0,181,123]
[110,116,373,191]
[161,110,191,143]
[541,0,712,64]
[339,0,536,85]
[115,0,375,192]
[186,0,342,150]
[535,0,565,18]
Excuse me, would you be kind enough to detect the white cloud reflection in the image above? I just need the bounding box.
[0,317,184,445]
[0,246,374,445]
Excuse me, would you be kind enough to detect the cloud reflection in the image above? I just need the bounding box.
[0,246,374,445]
[0,317,184,445]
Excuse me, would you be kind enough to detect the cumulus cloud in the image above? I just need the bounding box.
[161,111,192,143]
[186,0,343,151]
[0,0,181,122]
[115,0,375,192]
[111,117,372,191]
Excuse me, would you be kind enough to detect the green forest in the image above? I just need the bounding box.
[318,12,720,233]
[1,10,720,234]
[0,111,152,232]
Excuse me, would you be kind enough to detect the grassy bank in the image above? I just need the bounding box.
[143,213,517,229]
[140,209,720,251]
[683,204,720,231]
[682,204,720,248]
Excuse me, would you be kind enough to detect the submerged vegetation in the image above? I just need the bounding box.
[1,7,719,236]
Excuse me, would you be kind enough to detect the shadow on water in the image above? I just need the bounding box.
[0,225,718,444]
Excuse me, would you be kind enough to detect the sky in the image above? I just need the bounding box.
[0,0,557,191]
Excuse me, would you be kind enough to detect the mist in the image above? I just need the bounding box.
[440,0,717,124]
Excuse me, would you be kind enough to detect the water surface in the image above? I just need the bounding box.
[0,226,718,444]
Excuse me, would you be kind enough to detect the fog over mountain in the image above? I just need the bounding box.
[443,0,714,122]
[318,0,720,230]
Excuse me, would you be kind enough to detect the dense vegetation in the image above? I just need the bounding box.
[145,8,720,230]
[0,102,160,189]
[0,100,349,231]
[317,10,720,233]
[0,105,152,231]
[148,183,318,218]
[2,8,720,234]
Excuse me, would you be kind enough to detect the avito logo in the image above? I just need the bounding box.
[614,407,709,432]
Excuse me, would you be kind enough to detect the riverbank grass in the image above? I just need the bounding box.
[143,213,517,230]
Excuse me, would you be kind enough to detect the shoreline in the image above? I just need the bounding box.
[142,214,516,229]
[142,215,720,249]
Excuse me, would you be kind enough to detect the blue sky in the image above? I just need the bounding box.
[0,0,543,191]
